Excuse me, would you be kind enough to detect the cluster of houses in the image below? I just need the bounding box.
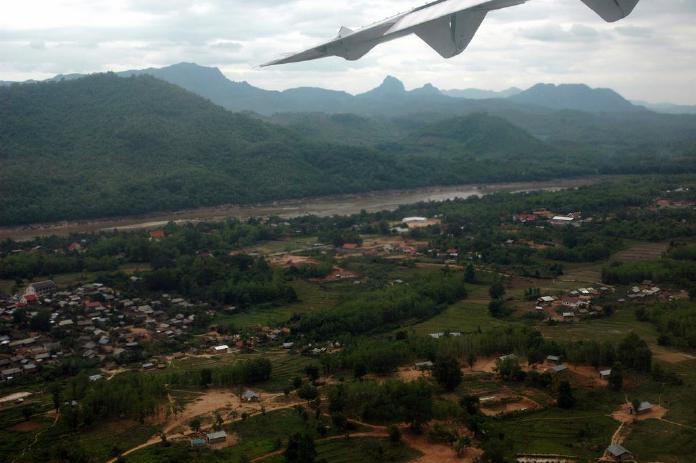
[512,210,586,227]
[0,280,207,381]
[618,283,667,303]
[535,286,613,321]
[652,198,696,210]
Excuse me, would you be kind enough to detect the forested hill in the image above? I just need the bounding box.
[405,114,555,158]
[0,74,418,225]
[1,74,695,226]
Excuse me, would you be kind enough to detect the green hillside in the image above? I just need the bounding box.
[1,74,695,226]
[0,74,413,224]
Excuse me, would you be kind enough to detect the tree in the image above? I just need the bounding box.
[454,436,471,457]
[298,384,319,401]
[433,357,463,391]
[489,281,506,300]
[388,425,401,444]
[304,365,320,382]
[353,363,367,380]
[30,310,52,332]
[488,300,509,318]
[401,380,433,431]
[617,333,652,372]
[199,368,213,388]
[49,383,62,411]
[189,418,201,433]
[464,263,476,283]
[284,433,317,463]
[467,351,477,369]
[608,363,623,391]
[214,412,224,430]
[557,381,576,409]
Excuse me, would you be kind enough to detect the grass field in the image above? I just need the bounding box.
[160,351,317,393]
[490,402,619,461]
[622,419,696,462]
[612,240,669,262]
[540,305,659,345]
[126,408,387,463]
[215,280,339,330]
[265,438,421,463]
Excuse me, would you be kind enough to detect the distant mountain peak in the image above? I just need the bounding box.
[360,76,406,96]
[411,83,441,96]
[509,82,640,113]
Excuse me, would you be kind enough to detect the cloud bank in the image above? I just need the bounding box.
[1,0,694,103]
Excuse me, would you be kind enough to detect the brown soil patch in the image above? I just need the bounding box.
[269,255,320,268]
[465,357,498,374]
[129,327,152,341]
[566,364,607,388]
[9,421,42,432]
[403,432,482,463]
[312,267,358,282]
[480,395,541,417]
[611,403,668,423]
[164,389,291,435]
[653,347,696,364]
[396,367,430,382]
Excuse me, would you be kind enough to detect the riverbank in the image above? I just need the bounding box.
[0,177,603,241]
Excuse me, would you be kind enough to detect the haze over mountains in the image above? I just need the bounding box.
[1,63,696,225]
[4,62,696,115]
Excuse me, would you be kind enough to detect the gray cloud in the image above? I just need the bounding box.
[0,0,695,104]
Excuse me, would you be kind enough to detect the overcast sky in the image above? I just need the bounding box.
[1,0,695,103]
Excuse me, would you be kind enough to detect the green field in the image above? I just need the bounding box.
[265,438,421,463]
[490,404,618,461]
[540,305,659,345]
[126,408,385,463]
[215,280,339,330]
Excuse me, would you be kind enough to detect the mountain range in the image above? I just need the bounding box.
[1,64,696,225]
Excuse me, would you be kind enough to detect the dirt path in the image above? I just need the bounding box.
[12,410,60,463]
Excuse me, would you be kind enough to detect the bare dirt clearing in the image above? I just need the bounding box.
[164,389,292,435]
[480,395,541,417]
[403,432,483,463]
[269,255,320,268]
[9,421,42,433]
[653,347,696,364]
[396,367,430,382]
[0,392,32,404]
[611,403,668,423]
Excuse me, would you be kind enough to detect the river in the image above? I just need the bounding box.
[0,177,601,240]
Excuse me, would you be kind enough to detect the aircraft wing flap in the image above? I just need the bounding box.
[415,10,487,58]
[580,0,640,22]
[388,0,526,35]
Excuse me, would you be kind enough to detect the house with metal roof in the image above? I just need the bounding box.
[607,444,634,461]
[206,430,227,444]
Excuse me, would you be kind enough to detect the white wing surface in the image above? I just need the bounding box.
[262,0,642,67]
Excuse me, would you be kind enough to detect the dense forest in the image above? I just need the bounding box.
[2,74,696,225]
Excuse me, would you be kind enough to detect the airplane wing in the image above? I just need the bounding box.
[262,0,642,66]
[580,0,640,22]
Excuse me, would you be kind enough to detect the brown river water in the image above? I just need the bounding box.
[0,177,602,241]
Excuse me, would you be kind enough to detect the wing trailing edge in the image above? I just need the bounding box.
[414,11,487,58]
[580,0,640,22]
